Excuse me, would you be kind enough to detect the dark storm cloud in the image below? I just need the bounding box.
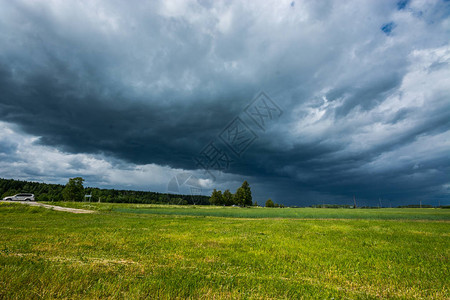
[0,0,449,205]
[0,60,242,169]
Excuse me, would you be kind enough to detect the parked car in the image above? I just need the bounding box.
[2,193,35,201]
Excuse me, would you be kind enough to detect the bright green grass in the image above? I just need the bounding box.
[114,206,450,220]
[1,202,449,299]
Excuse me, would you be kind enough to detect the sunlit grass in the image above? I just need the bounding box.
[1,202,449,299]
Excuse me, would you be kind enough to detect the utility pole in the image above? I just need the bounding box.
[420,199,422,208]
[379,198,382,208]
[353,195,357,208]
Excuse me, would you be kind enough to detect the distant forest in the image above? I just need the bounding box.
[0,178,210,205]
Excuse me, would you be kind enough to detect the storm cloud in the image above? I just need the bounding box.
[0,0,449,206]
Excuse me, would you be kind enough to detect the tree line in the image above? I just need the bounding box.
[209,181,254,206]
[264,198,285,208]
[0,177,210,205]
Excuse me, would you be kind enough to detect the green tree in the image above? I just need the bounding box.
[62,177,85,202]
[265,199,275,207]
[209,189,223,206]
[223,189,234,206]
[234,181,252,206]
[243,181,252,206]
[234,187,244,206]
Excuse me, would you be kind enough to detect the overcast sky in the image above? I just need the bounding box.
[0,0,449,206]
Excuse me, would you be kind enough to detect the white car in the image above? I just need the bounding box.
[3,193,35,201]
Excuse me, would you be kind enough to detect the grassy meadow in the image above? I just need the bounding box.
[0,202,449,299]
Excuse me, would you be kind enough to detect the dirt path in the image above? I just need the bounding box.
[2,201,95,214]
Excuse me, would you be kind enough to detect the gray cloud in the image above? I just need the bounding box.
[0,0,449,206]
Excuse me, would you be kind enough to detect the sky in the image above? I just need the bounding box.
[0,0,449,206]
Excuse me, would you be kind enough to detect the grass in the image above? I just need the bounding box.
[1,202,449,299]
[45,201,450,220]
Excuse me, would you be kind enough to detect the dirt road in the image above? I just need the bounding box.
[1,201,95,214]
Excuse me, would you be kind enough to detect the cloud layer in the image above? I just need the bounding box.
[0,0,449,205]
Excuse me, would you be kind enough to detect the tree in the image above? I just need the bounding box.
[265,199,275,207]
[62,177,85,202]
[234,187,244,206]
[242,181,252,206]
[209,189,223,206]
[223,189,234,206]
[235,181,252,206]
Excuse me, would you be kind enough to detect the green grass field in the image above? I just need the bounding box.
[1,202,449,299]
